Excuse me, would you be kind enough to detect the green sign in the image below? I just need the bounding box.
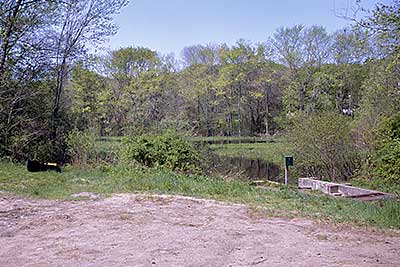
[284,156,294,167]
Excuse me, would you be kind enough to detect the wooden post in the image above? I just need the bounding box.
[283,155,293,186]
[284,164,288,186]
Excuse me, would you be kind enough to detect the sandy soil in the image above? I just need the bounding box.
[0,193,399,267]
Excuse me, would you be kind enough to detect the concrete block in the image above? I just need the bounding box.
[298,177,396,201]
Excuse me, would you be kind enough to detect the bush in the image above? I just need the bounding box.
[67,130,119,166]
[372,112,400,187]
[121,132,201,173]
[288,112,360,181]
[66,131,97,165]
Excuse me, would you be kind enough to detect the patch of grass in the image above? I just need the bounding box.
[209,137,290,165]
[0,161,399,229]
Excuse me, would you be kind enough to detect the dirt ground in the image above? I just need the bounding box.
[0,193,399,267]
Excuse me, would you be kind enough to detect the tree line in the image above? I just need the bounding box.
[70,27,375,136]
[0,0,399,186]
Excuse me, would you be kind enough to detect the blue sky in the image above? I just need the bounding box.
[105,0,388,58]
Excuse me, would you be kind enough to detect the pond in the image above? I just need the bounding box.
[207,155,284,184]
[192,138,274,145]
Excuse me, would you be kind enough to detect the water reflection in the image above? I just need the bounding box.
[193,138,274,145]
[208,155,282,183]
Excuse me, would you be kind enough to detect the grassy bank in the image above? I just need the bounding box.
[0,161,399,229]
[92,136,399,196]
[209,137,290,165]
[189,136,275,142]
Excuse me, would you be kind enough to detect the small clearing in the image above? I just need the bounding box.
[0,193,399,267]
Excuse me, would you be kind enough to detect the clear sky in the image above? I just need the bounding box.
[105,0,388,58]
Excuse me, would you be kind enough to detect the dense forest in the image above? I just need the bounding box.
[0,0,399,189]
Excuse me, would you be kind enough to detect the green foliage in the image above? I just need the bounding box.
[153,115,193,135]
[2,0,399,198]
[273,25,305,69]
[67,131,97,166]
[289,112,360,181]
[358,60,400,122]
[0,0,129,162]
[356,0,400,56]
[69,64,108,133]
[305,71,337,112]
[372,113,400,187]
[111,46,160,78]
[121,132,201,173]
[373,140,400,185]
[353,50,399,188]
[67,130,119,166]
[102,46,181,136]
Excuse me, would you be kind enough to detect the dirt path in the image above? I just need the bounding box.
[0,193,399,267]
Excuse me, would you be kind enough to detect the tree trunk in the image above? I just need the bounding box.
[237,83,242,136]
[292,69,305,111]
[224,95,232,136]
[199,96,212,137]
[53,57,67,120]
[298,84,305,111]
[204,103,212,136]
[264,87,270,136]
[228,112,233,136]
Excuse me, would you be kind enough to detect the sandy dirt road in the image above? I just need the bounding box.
[0,193,399,267]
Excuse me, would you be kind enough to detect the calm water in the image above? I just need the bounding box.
[193,138,274,145]
[208,155,283,183]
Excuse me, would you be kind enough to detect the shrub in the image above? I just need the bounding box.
[66,131,97,165]
[121,131,201,173]
[67,130,119,166]
[372,112,400,187]
[288,112,360,181]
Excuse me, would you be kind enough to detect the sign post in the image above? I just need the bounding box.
[284,165,288,186]
[284,156,293,186]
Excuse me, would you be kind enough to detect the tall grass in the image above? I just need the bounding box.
[0,161,399,229]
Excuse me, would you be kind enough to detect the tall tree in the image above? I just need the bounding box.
[68,63,108,134]
[0,0,55,158]
[0,0,54,76]
[0,0,128,160]
[332,28,373,64]
[51,0,129,122]
[272,25,306,110]
[303,25,332,67]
